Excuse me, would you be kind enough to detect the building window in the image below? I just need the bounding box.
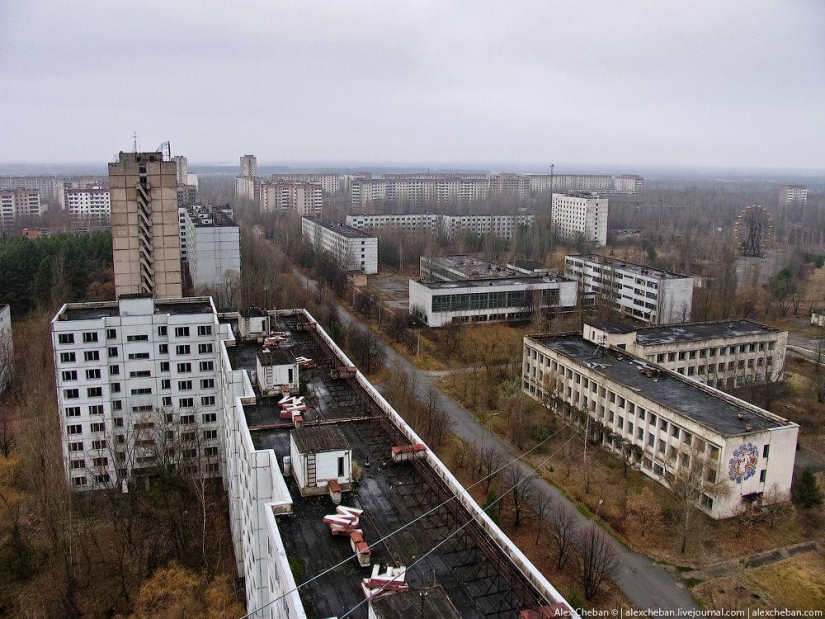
[109,364,120,376]
[82,332,99,343]
[69,441,83,452]
[60,352,76,363]
[61,370,77,381]
[92,439,106,450]
[200,361,214,372]
[177,362,191,373]
[180,414,195,424]
[65,406,81,417]
[58,333,75,345]
[178,380,192,391]
[204,446,219,457]
[179,398,194,409]
[176,345,190,355]
[126,334,148,342]
[109,347,119,358]
[84,350,100,362]
[760,470,767,483]
[175,327,190,337]
[89,405,104,415]
[130,387,152,395]
[112,401,123,411]
[106,328,117,339]
[72,476,87,487]
[67,424,82,435]
[201,396,215,407]
[70,459,84,470]
[86,368,101,380]
[202,413,216,424]
[197,325,212,336]
[203,429,218,440]
[162,396,172,406]
[700,494,714,510]
[200,379,214,389]
[198,343,213,354]
[158,326,167,337]
[93,457,108,467]
[671,426,680,439]
[159,344,169,354]
[763,445,769,458]
[160,361,170,372]
[161,379,171,390]
[64,388,79,399]
[91,422,105,433]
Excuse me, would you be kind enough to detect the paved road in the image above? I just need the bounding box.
[294,268,698,611]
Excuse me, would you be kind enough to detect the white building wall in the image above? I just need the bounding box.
[522,336,799,519]
[301,218,378,274]
[551,194,608,246]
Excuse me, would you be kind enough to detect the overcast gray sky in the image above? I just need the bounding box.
[1,0,823,170]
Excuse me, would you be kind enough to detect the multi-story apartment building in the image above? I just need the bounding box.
[0,305,12,393]
[179,205,241,290]
[259,181,322,216]
[350,177,490,212]
[346,212,439,235]
[551,192,608,246]
[271,173,341,194]
[176,184,198,209]
[778,185,807,206]
[51,302,575,617]
[0,189,42,229]
[565,254,694,325]
[301,217,378,274]
[440,213,534,240]
[410,274,576,327]
[489,173,531,196]
[240,154,257,179]
[583,318,787,389]
[522,334,798,519]
[0,176,59,202]
[233,176,256,201]
[172,156,188,186]
[65,187,111,222]
[51,296,224,489]
[109,151,183,298]
[58,177,109,209]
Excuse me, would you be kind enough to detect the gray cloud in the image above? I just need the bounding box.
[1,0,823,170]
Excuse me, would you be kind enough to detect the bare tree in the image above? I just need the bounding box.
[548,503,577,570]
[532,482,552,544]
[480,444,503,493]
[504,465,535,527]
[575,525,619,600]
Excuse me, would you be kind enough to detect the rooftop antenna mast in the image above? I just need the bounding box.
[132,132,138,153]
[549,163,555,215]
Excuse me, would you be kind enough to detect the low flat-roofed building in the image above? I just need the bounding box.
[522,334,798,519]
[229,310,575,617]
[583,318,788,388]
[420,255,520,283]
[302,217,378,274]
[256,348,299,396]
[565,254,693,325]
[811,308,825,328]
[410,275,577,327]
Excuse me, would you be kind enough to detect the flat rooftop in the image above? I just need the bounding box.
[508,259,548,272]
[634,320,783,346]
[305,217,376,239]
[583,317,640,334]
[423,255,520,279]
[420,274,570,290]
[566,254,690,280]
[371,586,460,619]
[58,298,214,322]
[528,334,790,437]
[229,314,551,619]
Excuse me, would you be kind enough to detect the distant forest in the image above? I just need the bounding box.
[0,232,114,317]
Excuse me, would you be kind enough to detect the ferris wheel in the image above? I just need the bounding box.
[734,205,773,257]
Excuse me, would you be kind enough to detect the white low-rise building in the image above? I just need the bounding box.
[811,308,825,328]
[565,254,694,325]
[180,204,241,290]
[0,305,12,393]
[552,192,608,247]
[302,217,378,274]
[583,318,787,389]
[410,275,577,327]
[255,349,299,396]
[522,334,799,519]
[419,255,521,283]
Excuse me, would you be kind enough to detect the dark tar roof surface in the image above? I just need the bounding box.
[529,335,790,437]
[305,217,376,239]
[60,298,214,321]
[420,274,570,289]
[257,349,295,366]
[371,586,461,619]
[291,425,350,454]
[634,320,783,346]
